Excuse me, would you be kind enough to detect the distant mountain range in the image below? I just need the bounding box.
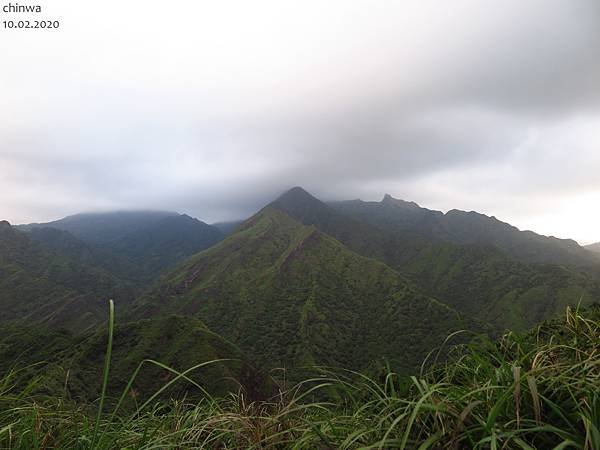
[18,211,225,282]
[2,187,599,385]
[330,193,598,267]
[270,188,600,331]
[19,210,179,244]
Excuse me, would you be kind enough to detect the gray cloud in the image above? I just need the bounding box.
[1,0,600,243]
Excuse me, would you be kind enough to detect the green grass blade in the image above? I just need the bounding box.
[90,298,114,450]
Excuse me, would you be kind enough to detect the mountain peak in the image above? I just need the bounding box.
[381,194,419,208]
[270,187,323,210]
[268,186,358,233]
[277,186,315,201]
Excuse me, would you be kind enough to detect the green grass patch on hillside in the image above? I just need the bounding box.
[0,302,598,449]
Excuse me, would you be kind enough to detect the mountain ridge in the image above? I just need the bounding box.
[132,205,477,374]
[269,188,600,331]
[18,211,225,282]
[0,222,133,331]
[18,210,179,244]
[330,193,598,267]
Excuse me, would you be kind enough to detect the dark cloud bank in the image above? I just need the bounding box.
[1,0,599,243]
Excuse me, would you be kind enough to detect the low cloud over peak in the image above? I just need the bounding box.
[1,0,599,244]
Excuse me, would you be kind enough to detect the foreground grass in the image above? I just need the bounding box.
[1,304,598,449]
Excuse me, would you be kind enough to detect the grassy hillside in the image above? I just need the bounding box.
[0,221,133,331]
[0,314,272,404]
[271,188,600,332]
[108,214,224,281]
[20,212,226,283]
[401,243,600,331]
[2,188,597,448]
[133,207,475,375]
[1,305,597,449]
[27,226,140,284]
[331,194,599,267]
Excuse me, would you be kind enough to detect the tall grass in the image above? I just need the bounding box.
[90,299,114,450]
[0,303,598,449]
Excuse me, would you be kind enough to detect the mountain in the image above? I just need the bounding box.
[26,226,137,282]
[20,211,225,282]
[132,207,475,375]
[108,214,224,281]
[19,210,179,245]
[268,188,600,331]
[268,187,428,266]
[0,315,272,402]
[5,187,596,366]
[330,194,599,267]
[0,221,132,331]
[400,243,600,330]
[586,242,600,254]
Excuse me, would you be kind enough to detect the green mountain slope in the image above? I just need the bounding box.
[270,188,600,331]
[330,194,599,267]
[1,306,597,449]
[0,221,132,331]
[271,187,399,258]
[133,207,474,374]
[269,187,427,267]
[108,214,224,281]
[20,211,225,282]
[401,243,600,330]
[19,210,179,244]
[27,226,139,283]
[0,315,271,402]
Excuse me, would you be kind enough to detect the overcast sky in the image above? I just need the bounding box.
[1,0,599,243]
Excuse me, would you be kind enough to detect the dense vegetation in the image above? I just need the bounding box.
[2,187,600,448]
[0,304,597,449]
[0,221,133,331]
[401,243,600,331]
[18,211,181,245]
[271,188,600,332]
[0,315,271,405]
[20,211,225,283]
[133,207,476,374]
[107,214,224,282]
[330,194,598,267]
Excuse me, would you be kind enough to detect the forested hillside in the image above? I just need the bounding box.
[19,211,225,282]
[0,221,133,331]
[0,315,271,403]
[1,187,599,449]
[133,207,475,374]
[1,303,597,449]
[272,188,600,331]
[331,194,599,267]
